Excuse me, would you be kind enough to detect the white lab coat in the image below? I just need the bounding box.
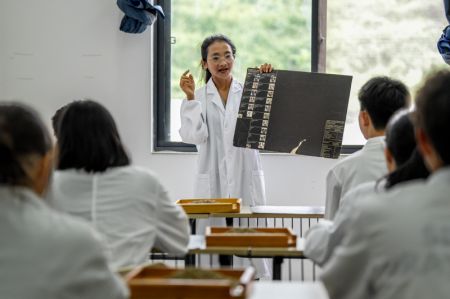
[179,78,267,206]
[179,78,270,278]
[47,166,190,270]
[305,180,384,266]
[320,167,450,299]
[325,136,387,219]
[0,186,128,299]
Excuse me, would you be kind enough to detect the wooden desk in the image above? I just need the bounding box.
[187,235,306,280]
[250,281,328,299]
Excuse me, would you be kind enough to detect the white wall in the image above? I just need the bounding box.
[1,0,338,206]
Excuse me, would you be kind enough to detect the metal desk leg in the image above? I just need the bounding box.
[185,254,196,267]
[219,218,234,267]
[272,257,284,280]
[189,219,196,235]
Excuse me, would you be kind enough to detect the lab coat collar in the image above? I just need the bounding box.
[0,186,43,207]
[205,77,240,94]
[206,78,241,112]
[363,136,385,150]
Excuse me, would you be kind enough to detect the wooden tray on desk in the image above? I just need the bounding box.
[125,265,255,299]
[206,227,297,247]
[176,198,241,214]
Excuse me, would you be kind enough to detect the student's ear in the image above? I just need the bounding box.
[358,110,370,138]
[360,110,370,127]
[416,127,442,172]
[384,147,396,172]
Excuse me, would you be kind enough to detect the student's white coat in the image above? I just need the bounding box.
[321,168,450,299]
[48,166,190,270]
[0,187,128,299]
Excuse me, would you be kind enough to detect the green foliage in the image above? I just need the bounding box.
[170,0,311,99]
[327,0,448,124]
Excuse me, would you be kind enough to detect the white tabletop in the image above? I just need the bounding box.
[250,281,329,299]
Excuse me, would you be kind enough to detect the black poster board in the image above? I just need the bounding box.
[233,69,352,159]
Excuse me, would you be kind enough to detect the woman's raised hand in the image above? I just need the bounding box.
[259,63,273,73]
[180,70,195,100]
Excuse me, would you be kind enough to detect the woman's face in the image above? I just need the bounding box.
[203,41,234,81]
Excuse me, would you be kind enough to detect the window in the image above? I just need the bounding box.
[154,0,445,152]
[154,0,322,151]
[327,1,448,145]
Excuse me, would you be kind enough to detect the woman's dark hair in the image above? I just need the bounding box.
[57,100,130,172]
[380,109,430,189]
[201,34,236,83]
[385,109,416,166]
[385,149,429,189]
[51,104,68,137]
[414,69,450,165]
[0,103,52,185]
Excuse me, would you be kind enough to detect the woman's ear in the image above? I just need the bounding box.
[201,59,207,70]
[384,147,396,172]
[416,127,443,172]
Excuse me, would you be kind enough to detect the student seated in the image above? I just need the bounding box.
[320,70,450,299]
[48,100,190,270]
[305,110,429,266]
[0,103,128,299]
[325,76,410,219]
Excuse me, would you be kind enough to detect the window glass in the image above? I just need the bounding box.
[327,1,448,145]
[169,0,312,142]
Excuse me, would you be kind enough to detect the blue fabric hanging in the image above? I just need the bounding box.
[117,0,165,34]
[438,25,450,65]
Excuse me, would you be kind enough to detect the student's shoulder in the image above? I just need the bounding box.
[42,206,104,250]
[328,149,363,173]
[122,166,165,189]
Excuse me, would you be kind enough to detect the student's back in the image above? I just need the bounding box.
[321,70,450,299]
[325,76,410,219]
[49,100,190,270]
[50,165,189,269]
[0,188,128,299]
[306,110,429,266]
[0,103,128,299]
[322,174,450,299]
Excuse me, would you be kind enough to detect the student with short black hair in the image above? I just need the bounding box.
[0,103,128,299]
[325,76,410,219]
[48,99,190,270]
[320,70,450,299]
[305,110,429,266]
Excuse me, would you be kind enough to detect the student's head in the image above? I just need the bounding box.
[0,103,53,195]
[56,100,130,172]
[384,109,416,172]
[201,34,236,83]
[358,76,410,138]
[51,104,68,137]
[414,70,450,171]
[382,109,429,189]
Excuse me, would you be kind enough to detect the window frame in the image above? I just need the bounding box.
[153,0,360,153]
